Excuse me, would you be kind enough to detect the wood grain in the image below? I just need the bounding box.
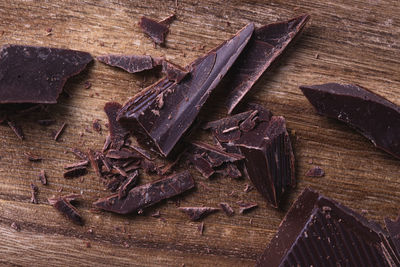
[0,0,399,266]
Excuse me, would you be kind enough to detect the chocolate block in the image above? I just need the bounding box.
[300,83,400,159]
[97,54,162,73]
[256,188,400,267]
[236,115,295,208]
[224,15,309,114]
[93,171,195,214]
[117,23,254,157]
[0,45,92,104]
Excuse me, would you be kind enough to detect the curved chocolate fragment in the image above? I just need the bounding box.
[48,194,83,225]
[139,16,170,45]
[179,207,219,221]
[300,83,400,159]
[97,54,161,73]
[104,102,130,150]
[117,23,255,157]
[224,15,310,114]
[256,188,400,267]
[93,171,195,214]
[0,45,92,104]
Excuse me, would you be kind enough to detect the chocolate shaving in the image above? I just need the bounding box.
[94,171,195,214]
[64,160,89,170]
[106,149,141,160]
[238,202,258,214]
[88,149,102,179]
[48,194,84,225]
[219,203,234,217]
[30,183,38,204]
[118,170,139,199]
[151,211,161,218]
[179,207,219,221]
[63,166,87,179]
[126,144,152,160]
[38,170,47,185]
[305,166,325,177]
[70,148,88,161]
[198,222,204,235]
[24,152,42,162]
[7,119,24,140]
[54,122,66,141]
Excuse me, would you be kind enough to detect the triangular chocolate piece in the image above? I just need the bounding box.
[117,23,254,157]
[300,83,400,159]
[224,15,310,114]
[179,207,219,221]
[0,45,92,104]
[139,16,170,45]
[256,188,400,267]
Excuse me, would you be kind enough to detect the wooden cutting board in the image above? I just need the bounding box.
[0,0,399,266]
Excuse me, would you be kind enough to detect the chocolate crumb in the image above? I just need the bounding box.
[11,222,21,231]
[92,119,102,133]
[30,183,38,204]
[305,166,325,177]
[39,170,47,185]
[54,122,67,141]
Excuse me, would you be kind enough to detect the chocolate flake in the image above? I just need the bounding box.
[70,148,88,161]
[97,54,162,73]
[11,222,21,231]
[300,83,400,159]
[243,183,254,193]
[151,210,161,218]
[256,188,400,267]
[305,166,325,177]
[117,23,254,157]
[219,203,234,217]
[104,102,129,150]
[102,135,112,152]
[63,166,87,179]
[94,171,195,214]
[64,160,89,170]
[179,207,219,221]
[48,194,84,225]
[39,170,47,185]
[118,170,139,199]
[7,119,24,140]
[24,152,42,162]
[30,183,38,204]
[54,122,67,141]
[224,15,310,114]
[139,16,170,45]
[238,202,258,214]
[0,45,92,104]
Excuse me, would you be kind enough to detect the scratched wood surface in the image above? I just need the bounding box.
[0,0,399,266]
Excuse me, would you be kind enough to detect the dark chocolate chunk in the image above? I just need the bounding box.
[305,166,325,177]
[104,102,129,150]
[0,45,92,104]
[88,149,102,179]
[38,170,47,185]
[118,23,254,157]
[118,170,139,199]
[300,83,400,159]
[139,16,170,45]
[63,166,87,179]
[54,122,67,141]
[236,115,295,208]
[219,202,234,217]
[179,207,219,221]
[7,119,24,140]
[238,202,258,214]
[97,54,162,73]
[93,171,195,214]
[224,15,310,114]
[256,188,400,267]
[30,183,38,204]
[48,194,84,225]
[385,213,400,256]
[24,152,42,162]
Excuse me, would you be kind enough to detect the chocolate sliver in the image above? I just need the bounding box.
[104,102,130,150]
[300,83,400,159]
[97,54,162,73]
[190,141,243,167]
[48,194,83,225]
[219,203,234,216]
[117,23,254,157]
[179,207,219,221]
[93,171,195,214]
[139,17,169,45]
[224,15,310,114]
[256,188,400,267]
[0,45,92,104]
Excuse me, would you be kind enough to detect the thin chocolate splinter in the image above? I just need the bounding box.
[39,170,47,185]
[219,203,234,217]
[63,166,87,179]
[54,122,67,141]
[179,207,219,221]
[48,194,84,225]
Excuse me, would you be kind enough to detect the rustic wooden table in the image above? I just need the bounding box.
[0,0,399,266]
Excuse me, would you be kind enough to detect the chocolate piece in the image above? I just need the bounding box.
[24,152,42,162]
[88,149,102,179]
[198,222,204,235]
[38,170,47,185]
[7,119,24,140]
[305,166,325,177]
[118,23,254,157]
[238,202,258,214]
[236,115,295,208]
[190,141,244,167]
[102,135,112,152]
[151,210,161,218]
[139,17,169,45]
[217,163,242,179]
[37,119,56,126]
[30,183,38,204]
[54,122,66,141]
[256,188,400,267]
[127,144,152,160]
[64,160,89,170]
[188,154,215,178]
[162,60,188,83]
[104,102,129,150]
[97,54,162,73]
[385,213,400,256]
[300,83,400,159]
[106,149,141,160]
[93,171,195,214]
[179,207,219,221]
[243,183,254,193]
[92,119,101,133]
[0,45,92,104]
[118,170,139,199]
[70,148,88,161]
[224,15,310,113]
[159,14,176,26]
[48,194,84,225]
[63,166,87,179]
[219,202,234,217]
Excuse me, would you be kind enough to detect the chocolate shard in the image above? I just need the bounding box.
[48,194,84,225]
[238,202,258,214]
[97,54,162,73]
[219,202,234,217]
[0,45,92,104]
[38,170,47,185]
[236,114,295,208]
[7,119,24,140]
[256,188,400,267]
[53,122,67,141]
[300,83,400,159]
[305,166,325,177]
[94,171,195,214]
[70,148,88,161]
[106,149,141,160]
[64,160,89,170]
[188,154,215,178]
[104,102,129,150]
[118,23,254,157]
[30,183,38,204]
[190,141,244,167]
[63,166,87,179]
[139,16,170,45]
[179,207,219,221]
[161,60,188,83]
[118,170,139,199]
[385,213,400,256]
[224,15,310,114]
